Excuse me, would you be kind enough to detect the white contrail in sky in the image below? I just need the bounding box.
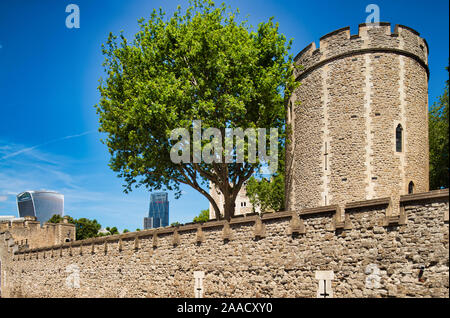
[0,130,95,160]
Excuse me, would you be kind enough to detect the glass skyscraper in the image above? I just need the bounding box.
[144,192,169,229]
[16,191,64,224]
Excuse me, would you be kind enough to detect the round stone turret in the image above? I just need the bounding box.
[286,23,429,212]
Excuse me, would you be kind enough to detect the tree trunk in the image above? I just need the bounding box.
[223,184,243,220]
[223,193,235,221]
[208,196,222,220]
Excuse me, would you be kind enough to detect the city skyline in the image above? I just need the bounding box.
[0,0,449,231]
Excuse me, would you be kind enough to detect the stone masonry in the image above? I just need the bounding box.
[286,23,429,215]
[0,23,447,298]
[0,190,448,298]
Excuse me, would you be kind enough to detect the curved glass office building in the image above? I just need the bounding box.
[16,191,64,224]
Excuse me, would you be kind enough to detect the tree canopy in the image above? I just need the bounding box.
[47,214,74,224]
[193,208,210,223]
[246,172,284,213]
[96,0,295,220]
[429,66,449,189]
[97,226,120,236]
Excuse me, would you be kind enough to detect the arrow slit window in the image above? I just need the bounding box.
[396,124,403,152]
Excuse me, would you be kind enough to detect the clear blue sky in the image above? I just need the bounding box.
[0,0,448,231]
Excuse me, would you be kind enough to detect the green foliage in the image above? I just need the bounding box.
[136,228,141,231]
[98,226,120,236]
[47,214,62,223]
[246,147,285,212]
[193,209,210,223]
[429,66,449,189]
[171,222,181,226]
[47,214,75,224]
[75,218,102,240]
[123,229,130,233]
[246,173,284,212]
[109,226,120,235]
[95,0,296,219]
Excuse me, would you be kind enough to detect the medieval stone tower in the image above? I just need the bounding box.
[286,23,429,213]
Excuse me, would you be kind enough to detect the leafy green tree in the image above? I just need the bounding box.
[136,228,141,232]
[429,66,449,190]
[104,226,120,235]
[246,173,284,213]
[123,229,130,233]
[171,222,181,226]
[47,214,75,224]
[246,147,285,212]
[74,218,102,240]
[193,209,210,223]
[96,0,296,220]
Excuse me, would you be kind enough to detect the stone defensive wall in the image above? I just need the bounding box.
[0,189,448,298]
[293,23,429,80]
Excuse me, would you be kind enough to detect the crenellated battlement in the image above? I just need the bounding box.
[0,216,75,249]
[9,189,449,258]
[294,23,429,80]
[287,22,431,215]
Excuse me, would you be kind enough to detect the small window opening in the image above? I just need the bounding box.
[418,265,426,282]
[289,101,293,122]
[396,124,403,152]
[408,181,415,194]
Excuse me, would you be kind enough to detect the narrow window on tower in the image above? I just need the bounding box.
[408,181,415,194]
[324,142,328,170]
[396,124,403,152]
[289,101,293,122]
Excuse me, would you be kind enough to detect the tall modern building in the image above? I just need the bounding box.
[143,192,169,229]
[16,191,64,224]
